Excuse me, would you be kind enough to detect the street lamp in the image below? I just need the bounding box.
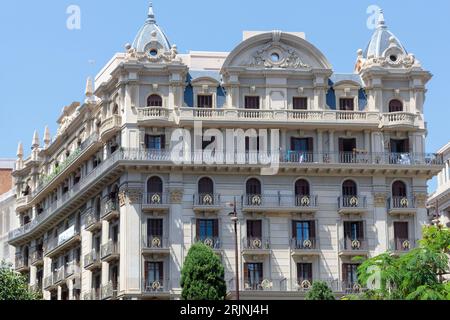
[228,197,240,301]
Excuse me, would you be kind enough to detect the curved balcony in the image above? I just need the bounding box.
[381,112,419,129]
[16,195,32,212]
[100,115,122,142]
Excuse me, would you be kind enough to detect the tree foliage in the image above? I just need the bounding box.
[180,243,226,300]
[349,225,450,300]
[0,261,41,300]
[305,281,335,300]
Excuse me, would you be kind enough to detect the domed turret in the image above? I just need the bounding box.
[132,3,171,54]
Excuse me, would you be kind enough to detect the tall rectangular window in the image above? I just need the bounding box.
[247,220,262,239]
[343,221,364,240]
[293,97,308,110]
[245,96,260,109]
[342,263,360,287]
[292,221,316,245]
[196,219,219,239]
[339,98,355,111]
[197,95,213,108]
[244,263,263,290]
[145,262,164,287]
[148,219,163,238]
[297,263,313,282]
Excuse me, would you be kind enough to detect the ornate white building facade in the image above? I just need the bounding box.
[428,143,450,227]
[8,5,443,300]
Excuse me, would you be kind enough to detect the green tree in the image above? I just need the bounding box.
[305,281,335,300]
[0,261,41,300]
[180,243,226,300]
[350,225,450,300]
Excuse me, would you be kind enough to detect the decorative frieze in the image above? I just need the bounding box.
[374,193,387,208]
[170,189,184,204]
[414,193,428,209]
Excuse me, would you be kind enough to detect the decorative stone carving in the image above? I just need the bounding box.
[374,193,387,207]
[246,42,309,69]
[118,191,127,207]
[127,189,142,205]
[170,189,183,204]
[124,43,180,64]
[414,193,428,208]
[55,102,81,138]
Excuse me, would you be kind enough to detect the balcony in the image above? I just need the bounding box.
[16,195,31,212]
[43,275,54,290]
[15,255,30,273]
[53,267,66,286]
[101,199,119,221]
[142,278,170,298]
[381,112,419,129]
[193,194,222,212]
[387,197,417,216]
[242,237,271,256]
[100,115,122,142]
[84,249,101,271]
[45,227,81,258]
[137,107,171,124]
[389,238,416,255]
[30,250,44,266]
[102,281,119,300]
[290,238,320,257]
[228,278,288,293]
[142,236,170,255]
[194,236,222,252]
[241,194,319,213]
[101,240,120,262]
[339,281,367,294]
[64,262,81,279]
[84,208,101,232]
[337,196,368,215]
[83,288,101,300]
[339,238,369,257]
[142,193,170,212]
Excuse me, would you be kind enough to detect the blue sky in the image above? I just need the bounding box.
[0,0,448,190]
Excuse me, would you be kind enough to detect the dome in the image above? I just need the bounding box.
[132,3,171,53]
[364,10,407,59]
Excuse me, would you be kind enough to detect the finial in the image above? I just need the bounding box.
[32,130,40,149]
[85,77,93,97]
[44,126,51,147]
[147,2,156,23]
[377,8,386,29]
[17,142,23,158]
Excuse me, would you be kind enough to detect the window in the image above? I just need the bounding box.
[197,95,213,108]
[196,219,219,240]
[147,219,163,239]
[247,220,262,240]
[295,179,310,197]
[390,139,409,154]
[245,96,260,109]
[344,221,364,242]
[145,262,164,289]
[393,222,409,250]
[246,178,261,196]
[339,98,354,111]
[290,138,313,162]
[244,263,263,290]
[392,181,407,198]
[145,135,165,150]
[297,263,313,283]
[198,177,214,196]
[147,177,163,195]
[390,139,410,164]
[292,221,316,249]
[389,99,403,113]
[342,180,357,197]
[147,94,163,107]
[342,263,360,288]
[293,97,308,110]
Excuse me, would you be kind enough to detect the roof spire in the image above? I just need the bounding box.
[377,8,386,29]
[16,142,23,158]
[44,126,51,147]
[32,130,40,149]
[147,2,156,23]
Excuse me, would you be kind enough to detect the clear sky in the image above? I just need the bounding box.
[0,0,448,190]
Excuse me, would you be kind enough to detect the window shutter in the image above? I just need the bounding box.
[254,220,262,238]
[339,139,344,153]
[292,221,298,239]
[161,135,166,150]
[145,135,149,149]
[310,221,316,239]
[196,220,201,238]
[159,262,164,282]
[243,263,249,283]
[359,221,365,239]
[342,264,348,283]
[144,261,148,283]
[213,219,219,238]
[307,138,314,153]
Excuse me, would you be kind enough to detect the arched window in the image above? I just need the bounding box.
[295,179,310,196]
[147,176,163,195]
[147,94,163,107]
[392,181,407,197]
[246,178,262,196]
[342,180,357,197]
[198,178,214,195]
[389,99,403,113]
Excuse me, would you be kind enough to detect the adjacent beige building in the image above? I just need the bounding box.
[8,5,443,300]
[0,159,16,265]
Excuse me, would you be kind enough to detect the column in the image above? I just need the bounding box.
[317,130,323,163]
[101,219,110,291]
[329,130,335,163]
